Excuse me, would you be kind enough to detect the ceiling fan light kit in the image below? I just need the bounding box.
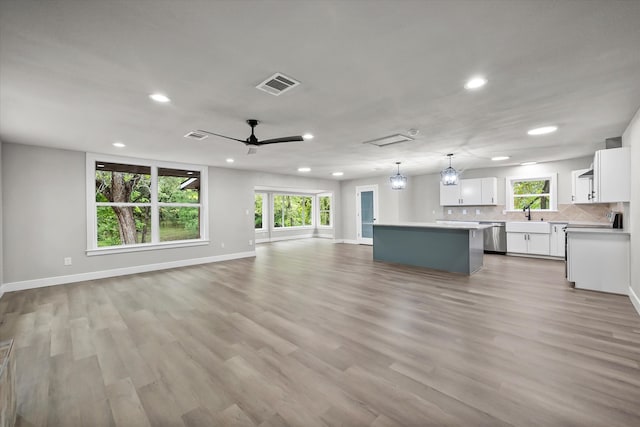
[441,154,459,185]
[390,162,407,190]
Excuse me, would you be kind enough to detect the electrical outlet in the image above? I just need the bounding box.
[462,209,467,215]
[221,242,225,248]
[64,257,72,266]
[245,209,249,215]
[476,209,481,215]
[447,209,452,215]
[249,239,253,245]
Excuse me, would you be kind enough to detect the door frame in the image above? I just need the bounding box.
[356,184,379,245]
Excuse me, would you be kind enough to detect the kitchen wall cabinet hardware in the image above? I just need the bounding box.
[592,147,630,203]
[549,223,568,257]
[440,177,498,206]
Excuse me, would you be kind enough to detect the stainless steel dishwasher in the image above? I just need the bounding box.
[480,222,507,254]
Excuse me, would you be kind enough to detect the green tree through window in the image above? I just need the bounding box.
[255,194,264,229]
[512,179,550,210]
[273,195,313,227]
[319,196,331,226]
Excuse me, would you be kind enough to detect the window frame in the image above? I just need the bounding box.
[86,153,209,255]
[271,193,315,231]
[317,193,333,228]
[254,192,267,232]
[505,173,558,212]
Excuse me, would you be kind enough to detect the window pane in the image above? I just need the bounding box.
[159,207,200,241]
[320,212,330,226]
[158,168,200,203]
[97,206,151,247]
[513,180,550,195]
[255,194,263,229]
[95,162,151,203]
[273,195,312,228]
[320,196,331,226]
[514,196,551,210]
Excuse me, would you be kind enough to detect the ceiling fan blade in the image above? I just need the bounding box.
[257,136,305,145]
[196,129,247,143]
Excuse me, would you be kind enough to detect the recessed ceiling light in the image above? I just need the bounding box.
[112,142,126,148]
[332,172,344,176]
[520,161,538,166]
[491,156,510,161]
[298,167,311,172]
[226,158,234,163]
[464,76,487,90]
[149,93,170,103]
[302,133,314,140]
[527,126,558,135]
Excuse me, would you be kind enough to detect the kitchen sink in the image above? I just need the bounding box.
[505,221,551,234]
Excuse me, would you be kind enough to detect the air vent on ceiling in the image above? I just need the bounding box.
[256,72,300,96]
[363,134,414,147]
[184,131,209,141]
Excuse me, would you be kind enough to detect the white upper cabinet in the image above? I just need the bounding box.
[481,177,498,205]
[571,169,593,204]
[460,179,482,205]
[439,177,498,206]
[440,183,461,206]
[593,147,630,203]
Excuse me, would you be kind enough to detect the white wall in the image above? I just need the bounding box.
[340,174,411,242]
[0,143,339,287]
[622,105,640,312]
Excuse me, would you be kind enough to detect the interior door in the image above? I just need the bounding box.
[356,185,378,245]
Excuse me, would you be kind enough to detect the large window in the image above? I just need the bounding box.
[255,193,266,230]
[273,194,313,228]
[506,174,557,211]
[87,154,207,254]
[318,194,332,227]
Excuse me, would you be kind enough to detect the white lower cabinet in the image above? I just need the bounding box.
[549,223,567,257]
[567,230,629,294]
[506,232,550,256]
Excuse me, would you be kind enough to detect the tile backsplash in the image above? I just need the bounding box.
[442,203,614,223]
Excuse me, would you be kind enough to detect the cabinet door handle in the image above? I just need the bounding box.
[491,197,494,203]
[587,193,591,200]
[571,195,575,201]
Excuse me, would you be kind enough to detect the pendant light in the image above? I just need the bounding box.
[441,153,459,185]
[390,162,407,190]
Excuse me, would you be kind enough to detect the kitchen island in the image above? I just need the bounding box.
[373,222,490,275]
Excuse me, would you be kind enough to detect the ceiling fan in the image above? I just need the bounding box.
[197,119,305,154]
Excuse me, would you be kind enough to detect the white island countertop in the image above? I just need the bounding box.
[374,222,493,230]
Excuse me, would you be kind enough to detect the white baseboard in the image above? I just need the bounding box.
[255,234,314,244]
[629,286,640,317]
[316,234,335,239]
[341,239,359,245]
[0,251,256,295]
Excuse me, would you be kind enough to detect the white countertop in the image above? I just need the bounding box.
[565,228,629,235]
[375,222,493,230]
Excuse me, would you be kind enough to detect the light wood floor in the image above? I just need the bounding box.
[1,239,640,426]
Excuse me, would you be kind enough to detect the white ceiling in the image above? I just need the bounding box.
[1,0,640,180]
